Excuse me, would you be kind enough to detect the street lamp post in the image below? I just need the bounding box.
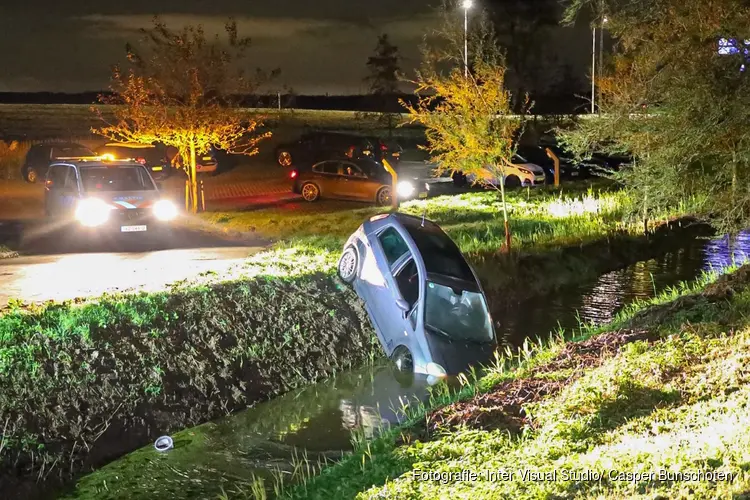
[591,25,596,113]
[592,15,608,114]
[462,0,473,77]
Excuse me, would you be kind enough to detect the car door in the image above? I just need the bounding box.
[45,165,79,216]
[313,161,343,197]
[367,225,419,355]
[338,162,378,201]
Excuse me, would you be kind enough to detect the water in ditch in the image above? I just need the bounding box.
[64,231,750,499]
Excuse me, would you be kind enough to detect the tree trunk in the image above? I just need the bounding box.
[189,140,198,214]
[732,149,738,207]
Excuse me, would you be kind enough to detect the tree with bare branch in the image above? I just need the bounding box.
[402,1,529,251]
[94,18,277,213]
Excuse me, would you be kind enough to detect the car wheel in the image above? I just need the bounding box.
[25,167,38,183]
[376,186,392,206]
[337,245,359,284]
[504,175,521,189]
[301,182,320,202]
[277,150,293,167]
[391,346,414,373]
[452,171,467,187]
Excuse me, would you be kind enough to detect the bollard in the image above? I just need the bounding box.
[185,180,189,211]
[200,180,206,212]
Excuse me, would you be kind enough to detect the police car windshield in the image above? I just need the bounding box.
[80,166,155,192]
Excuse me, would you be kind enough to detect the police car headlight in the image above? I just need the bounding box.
[397,180,416,198]
[153,200,178,221]
[75,198,112,227]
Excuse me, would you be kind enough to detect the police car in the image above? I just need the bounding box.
[44,159,179,233]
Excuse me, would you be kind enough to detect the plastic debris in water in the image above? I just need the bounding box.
[154,435,174,452]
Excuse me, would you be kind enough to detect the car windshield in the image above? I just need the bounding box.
[401,223,475,282]
[424,276,494,343]
[80,166,155,192]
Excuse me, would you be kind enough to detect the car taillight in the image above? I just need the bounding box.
[380,143,388,151]
[290,170,298,179]
[136,157,146,165]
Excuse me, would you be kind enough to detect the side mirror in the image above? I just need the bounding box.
[396,299,410,319]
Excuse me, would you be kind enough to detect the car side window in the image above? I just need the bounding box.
[63,167,78,190]
[342,163,366,178]
[394,258,419,310]
[47,166,70,191]
[321,162,340,175]
[378,227,410,267]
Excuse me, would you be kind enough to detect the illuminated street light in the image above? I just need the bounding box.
[462,0,473,78]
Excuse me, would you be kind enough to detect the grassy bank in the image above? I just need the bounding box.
[196,181,705,301]
[0,245,376,496]
[275,264,750,499]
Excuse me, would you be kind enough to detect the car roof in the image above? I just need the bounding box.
[49,160,143,168]
[33,142,89,149]
[102,142,156,149]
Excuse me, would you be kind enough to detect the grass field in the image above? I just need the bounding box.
[0,104,422,141]
[0,104,587,141]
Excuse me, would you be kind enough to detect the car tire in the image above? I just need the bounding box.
[301,182,320,202]
[376,186,392,206]
[391,346,414,375]
[337,245,359,284]
[277,150,293,167]
[504,175,521,189]
[25,167,38,183]
[452,171,467,187]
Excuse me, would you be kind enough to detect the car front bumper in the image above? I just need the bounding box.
[77,210,173,234]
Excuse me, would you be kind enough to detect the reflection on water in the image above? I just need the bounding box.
[495,241,713,345]
[72,231,750,498]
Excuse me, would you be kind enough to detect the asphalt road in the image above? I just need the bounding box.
[0,221,266,306]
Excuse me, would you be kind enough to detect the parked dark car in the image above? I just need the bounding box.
[275,132,378,167]
[337,212,497,377]
[22,142,97,183]
[291,158,428,205]
[364,136,402,167]
[95,142,173,180]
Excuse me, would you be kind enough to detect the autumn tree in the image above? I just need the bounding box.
[559,0,750,234]
[95,18,276,213]
[364,33,402,136]
[402,1,528,251]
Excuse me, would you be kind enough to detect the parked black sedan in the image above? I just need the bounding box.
[22,142,97,183]
[291,158,428,205]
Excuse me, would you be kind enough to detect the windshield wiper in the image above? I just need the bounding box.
[425,324,453,341]
[425,323,493,345]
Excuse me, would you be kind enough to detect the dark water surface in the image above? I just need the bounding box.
[66,231,750,498]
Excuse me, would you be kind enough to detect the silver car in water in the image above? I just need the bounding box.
[337,213,498,377]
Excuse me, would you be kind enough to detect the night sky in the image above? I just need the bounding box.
[0,1,589,95]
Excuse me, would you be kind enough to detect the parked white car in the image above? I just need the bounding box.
[454,154,547,188]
